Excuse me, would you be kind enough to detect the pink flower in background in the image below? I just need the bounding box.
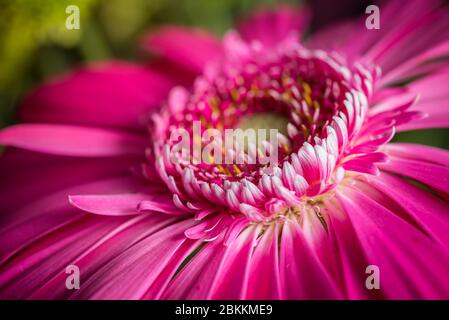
[1,0,449,299]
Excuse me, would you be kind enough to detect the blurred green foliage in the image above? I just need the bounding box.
[0,0,447,149]
[0,0,294,127]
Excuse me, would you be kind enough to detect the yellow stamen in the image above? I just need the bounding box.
[217,164,230,175]
[303,82,312,95]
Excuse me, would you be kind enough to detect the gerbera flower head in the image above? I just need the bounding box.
[152,33,386,226]
[1,0,449,300]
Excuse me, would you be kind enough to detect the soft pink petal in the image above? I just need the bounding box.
[207,226,260,299]
[0,147,163,267]
[396,68,449,130]
[0,124,147,157]
[237,5,310,48]
[368,172,449,250]
[19,61,173,129]
[70,219,196,299]
[308,0,444,73]
[336,186,449,299]
[341,152,388,175]
[325,198,379,299]
[0,215,128,299]
[307,20,358,55]
[382,143,449,167]
[160,238,227,299]
[147,57,197,88]
[366,8,449,75]
[245,224,281,299]
[0,174,159,265]
[380,39,449,85]
[0,149,143,214]
[396,113,449,131]
[69,194,151,216]
[361,0,440,65]
[141,26,222,74]
[279,219,341,299]
[137,196,183,215]
[162,225,260,299]
[141,239,200,299]
[29,214,177,299]
[379,156,449,194]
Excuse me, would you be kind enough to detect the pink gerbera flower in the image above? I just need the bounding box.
[1,0,449,299]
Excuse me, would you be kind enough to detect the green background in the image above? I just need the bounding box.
[0,0,447,149]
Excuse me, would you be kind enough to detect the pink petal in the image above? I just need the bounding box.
[0,215,129,299]
[0,148,144,215]
[29,214,177,299]
[237,5,310,48]
[341,152,388,175]
[162,225,260,299]
[246,224,282,299]
[70,219,196,299]
[0,175,156,265]
[19,61,174,129]
[396,112,449,131]
[369,172,449,250]
[309,0,441,67]
[397,68,449,131]
[207,226,260,299]
[381,39,449,85]
[325,198,379,299]
[69,193,151,216]
[279,219,341,299]
[367,8,449,75]
[160,237,227,299]
[142,239,200,299]
[0,124,147,157]
[336,187,449,299]
[138,197,184,215]
[379,156,449,194]
[141,26,222,74]
[147,58,197,88]
[307,20,358,55]
[223,217,250,246]
[383,143,449,167]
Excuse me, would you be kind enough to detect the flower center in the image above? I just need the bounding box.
[236,112,289,137]
[151,47,376,221]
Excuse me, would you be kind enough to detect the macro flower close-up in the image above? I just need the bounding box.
[1,0,449,300]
